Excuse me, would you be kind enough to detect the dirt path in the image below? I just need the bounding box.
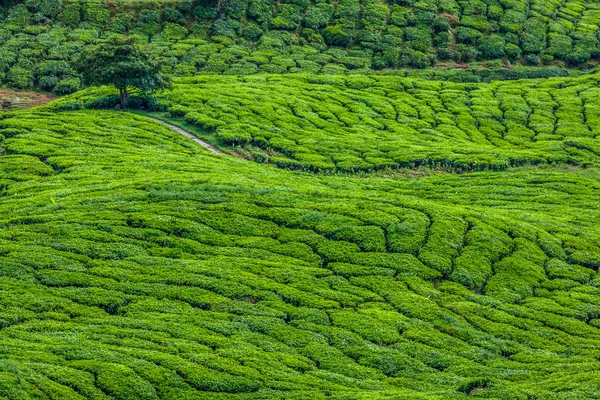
[143,116,225,155]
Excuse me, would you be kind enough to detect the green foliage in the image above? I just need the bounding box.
[478,35,506,59]
[1,1,600,398]
[0,0,597,93]
[0,80,599,397]
[60,73,600,173]
[77,34,172,108]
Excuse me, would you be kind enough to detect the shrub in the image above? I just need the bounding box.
[505,43,521,59]
[82,3,109,26]
[456,27,483,45]
[322,24,351,46]
[6,66,32,89]
[546,258,593,283]
[566,47,591,67]
[194,4,218,20]
[399,49,429,69]
[524,54,539,66]
[271,4,303,30]
[331,225,386,252]
[305,3,333,29]
[418,216,468,275]
[242,23,263,41]
[217,124,253,145]
[478,35,506,59]
[162,22,188,41]
[38,75,59,90]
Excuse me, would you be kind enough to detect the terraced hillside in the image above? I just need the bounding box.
[1,0,600,92]
[61,72,600,173]
[0,102,599,398]
[2,3,600,397]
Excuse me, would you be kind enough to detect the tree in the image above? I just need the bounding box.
[77,35,171,109]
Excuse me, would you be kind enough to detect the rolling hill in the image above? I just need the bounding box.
[0,78,599,397]
[58,72,600,173]
[0,1,600,399]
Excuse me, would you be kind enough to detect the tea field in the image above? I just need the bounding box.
[59,72,600,173]
[1,0,600,93]
[2,1,600,397]
[0,102,599,398]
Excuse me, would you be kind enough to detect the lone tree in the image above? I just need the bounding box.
[78,35,171,109]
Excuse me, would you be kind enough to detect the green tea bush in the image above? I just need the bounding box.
[0,4,597,392]
[71,72,600,174]
[0,0,598,92]
[0,105,596,396]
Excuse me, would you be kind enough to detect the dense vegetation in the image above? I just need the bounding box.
[1,1,600,398]
[78,34,172,109]
[57,72,600,173]
[0,107,599,398]
[1,0,600,92]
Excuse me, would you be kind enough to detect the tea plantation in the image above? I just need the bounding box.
[1,0,600,93]
[0,98,599,398]
[59,72,600,173]
[2,1,600,398]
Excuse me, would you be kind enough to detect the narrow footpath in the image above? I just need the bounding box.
[143,116,225,155]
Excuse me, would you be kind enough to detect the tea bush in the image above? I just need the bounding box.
[58,72,600,173]
[0,0,598,92]
[0,107,598,398]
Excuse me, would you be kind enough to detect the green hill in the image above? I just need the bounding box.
[1,1,600,398]
[0,78,599,398]
[1,0,599,92]
[58,72,600,173]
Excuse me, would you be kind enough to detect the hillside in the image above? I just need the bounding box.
[0,78,599,398]
[1,1,600,399]
[59,72,600,173]
[1,0,599,93]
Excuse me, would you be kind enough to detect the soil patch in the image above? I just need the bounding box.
[0,90,57,110]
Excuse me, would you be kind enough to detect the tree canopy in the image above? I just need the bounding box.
[78,35,171,109]
[1,0,598,93]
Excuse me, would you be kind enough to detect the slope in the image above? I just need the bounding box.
[1,0,599,93]
[59,72,600,173]
[0,108,599,399]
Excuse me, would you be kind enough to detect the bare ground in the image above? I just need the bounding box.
[0,90,57,110]
[142,116,225,155]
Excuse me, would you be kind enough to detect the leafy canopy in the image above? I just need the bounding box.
[78,34,171,108]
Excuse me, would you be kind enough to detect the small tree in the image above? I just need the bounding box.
[78,35,171,109]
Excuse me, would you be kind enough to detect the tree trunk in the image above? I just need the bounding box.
[119,87,129,109]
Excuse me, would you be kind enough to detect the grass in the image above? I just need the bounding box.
[0,106,598,398]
